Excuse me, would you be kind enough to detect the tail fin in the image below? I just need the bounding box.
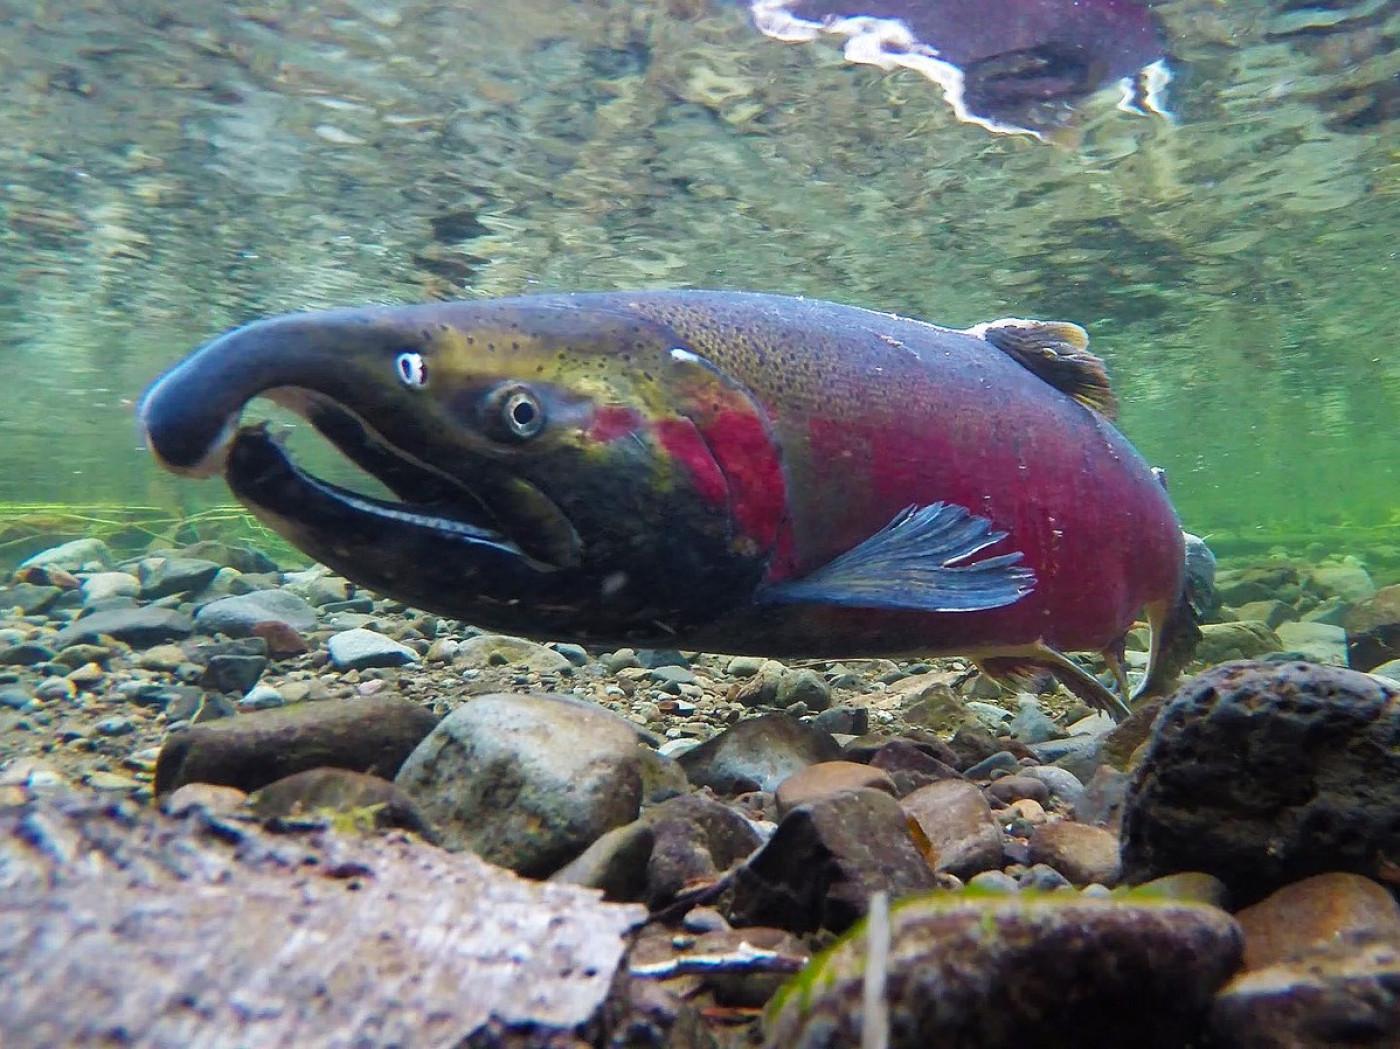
[1131,531,1215,702]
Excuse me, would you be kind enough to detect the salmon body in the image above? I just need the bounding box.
[139,291,1189,715]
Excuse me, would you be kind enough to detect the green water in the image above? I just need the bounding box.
[2,0,1399,565]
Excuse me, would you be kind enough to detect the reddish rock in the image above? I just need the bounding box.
[1028,822,1121,887]
[1235,873,1400,972]
[774,761,896,817]
[901,779,1004,880]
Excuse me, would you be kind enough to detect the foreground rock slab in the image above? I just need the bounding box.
[1120,660,1400,902]
[764,895,1243,1049]
[0,790,647,1049]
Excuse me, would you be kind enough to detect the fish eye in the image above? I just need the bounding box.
[483,382,546,442]
[395,352,427,388]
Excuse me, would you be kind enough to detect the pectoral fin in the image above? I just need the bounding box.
[756,502,1034,613]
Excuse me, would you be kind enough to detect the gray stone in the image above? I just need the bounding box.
[901,779,1004,880]
[1195,621,1284,664]
[678,714,842,794]
[550,643,589,667]
[1120,660,1400,903]
[1020,765,1086,807]
[0,583,62,616]
[1272,620,1347,665]
[19,538,111,571]
[327,628,418,670]
[0,642,55,667]
[195,590,318,637]
[395,693,646,876]
[80,571,139,605]
[250,767,434,838]
[963,751,1022,780]
[454,633,572,673]
[137,557,223,599]
[726,655,767,678]
[1308,562,1376,603]
[811,706,869,736]
[766,895,1243,1049]
[239,685,285,710]
[55,606,194,648]
[635,649,689,670]
[201,653,269,694]
[777,669,832,712]
[1009,698,1064,744]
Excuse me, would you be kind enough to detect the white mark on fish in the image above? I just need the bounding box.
[395,352,427,388]
[601,571,628,599]
[669,347,702,365]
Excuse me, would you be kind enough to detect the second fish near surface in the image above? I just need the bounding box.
[138,291,1203,718]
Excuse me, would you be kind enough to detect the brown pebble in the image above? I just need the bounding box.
[1028,821,1121,887]
[1235,872,1400,972]
[250,619,310,657]
[774,760,897,817]
[162,782,249,818]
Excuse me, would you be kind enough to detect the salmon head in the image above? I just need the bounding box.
[138,296,791,641]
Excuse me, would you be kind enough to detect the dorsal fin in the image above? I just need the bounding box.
[965,318,1118,421]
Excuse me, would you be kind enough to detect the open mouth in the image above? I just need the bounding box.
[223,392,570,568]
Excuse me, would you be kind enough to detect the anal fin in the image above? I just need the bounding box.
[976,643,1131,721]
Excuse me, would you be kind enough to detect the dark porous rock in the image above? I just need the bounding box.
[0,583,62,616]
[394,694,645,877]
[1210,932,1400,1049]
[0,789,647,1049]
[901,779,1004,880]
[1027,822,1121,887]
[200,653,269,694]
[195,590,319,637]
[730,787,937,934]
[679,714,841,794]
[55,606,195,648]
[155,695,439,796]
[250,767,433,839]
[1120,660,1400,902]
[137,556,223,599]
[764,895,1243,1049]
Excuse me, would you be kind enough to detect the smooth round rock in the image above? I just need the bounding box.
[394,693,646,876]
[326,628,418,670]
[195,591,318,637]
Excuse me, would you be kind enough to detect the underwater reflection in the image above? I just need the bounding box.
[748,0,1171,137]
